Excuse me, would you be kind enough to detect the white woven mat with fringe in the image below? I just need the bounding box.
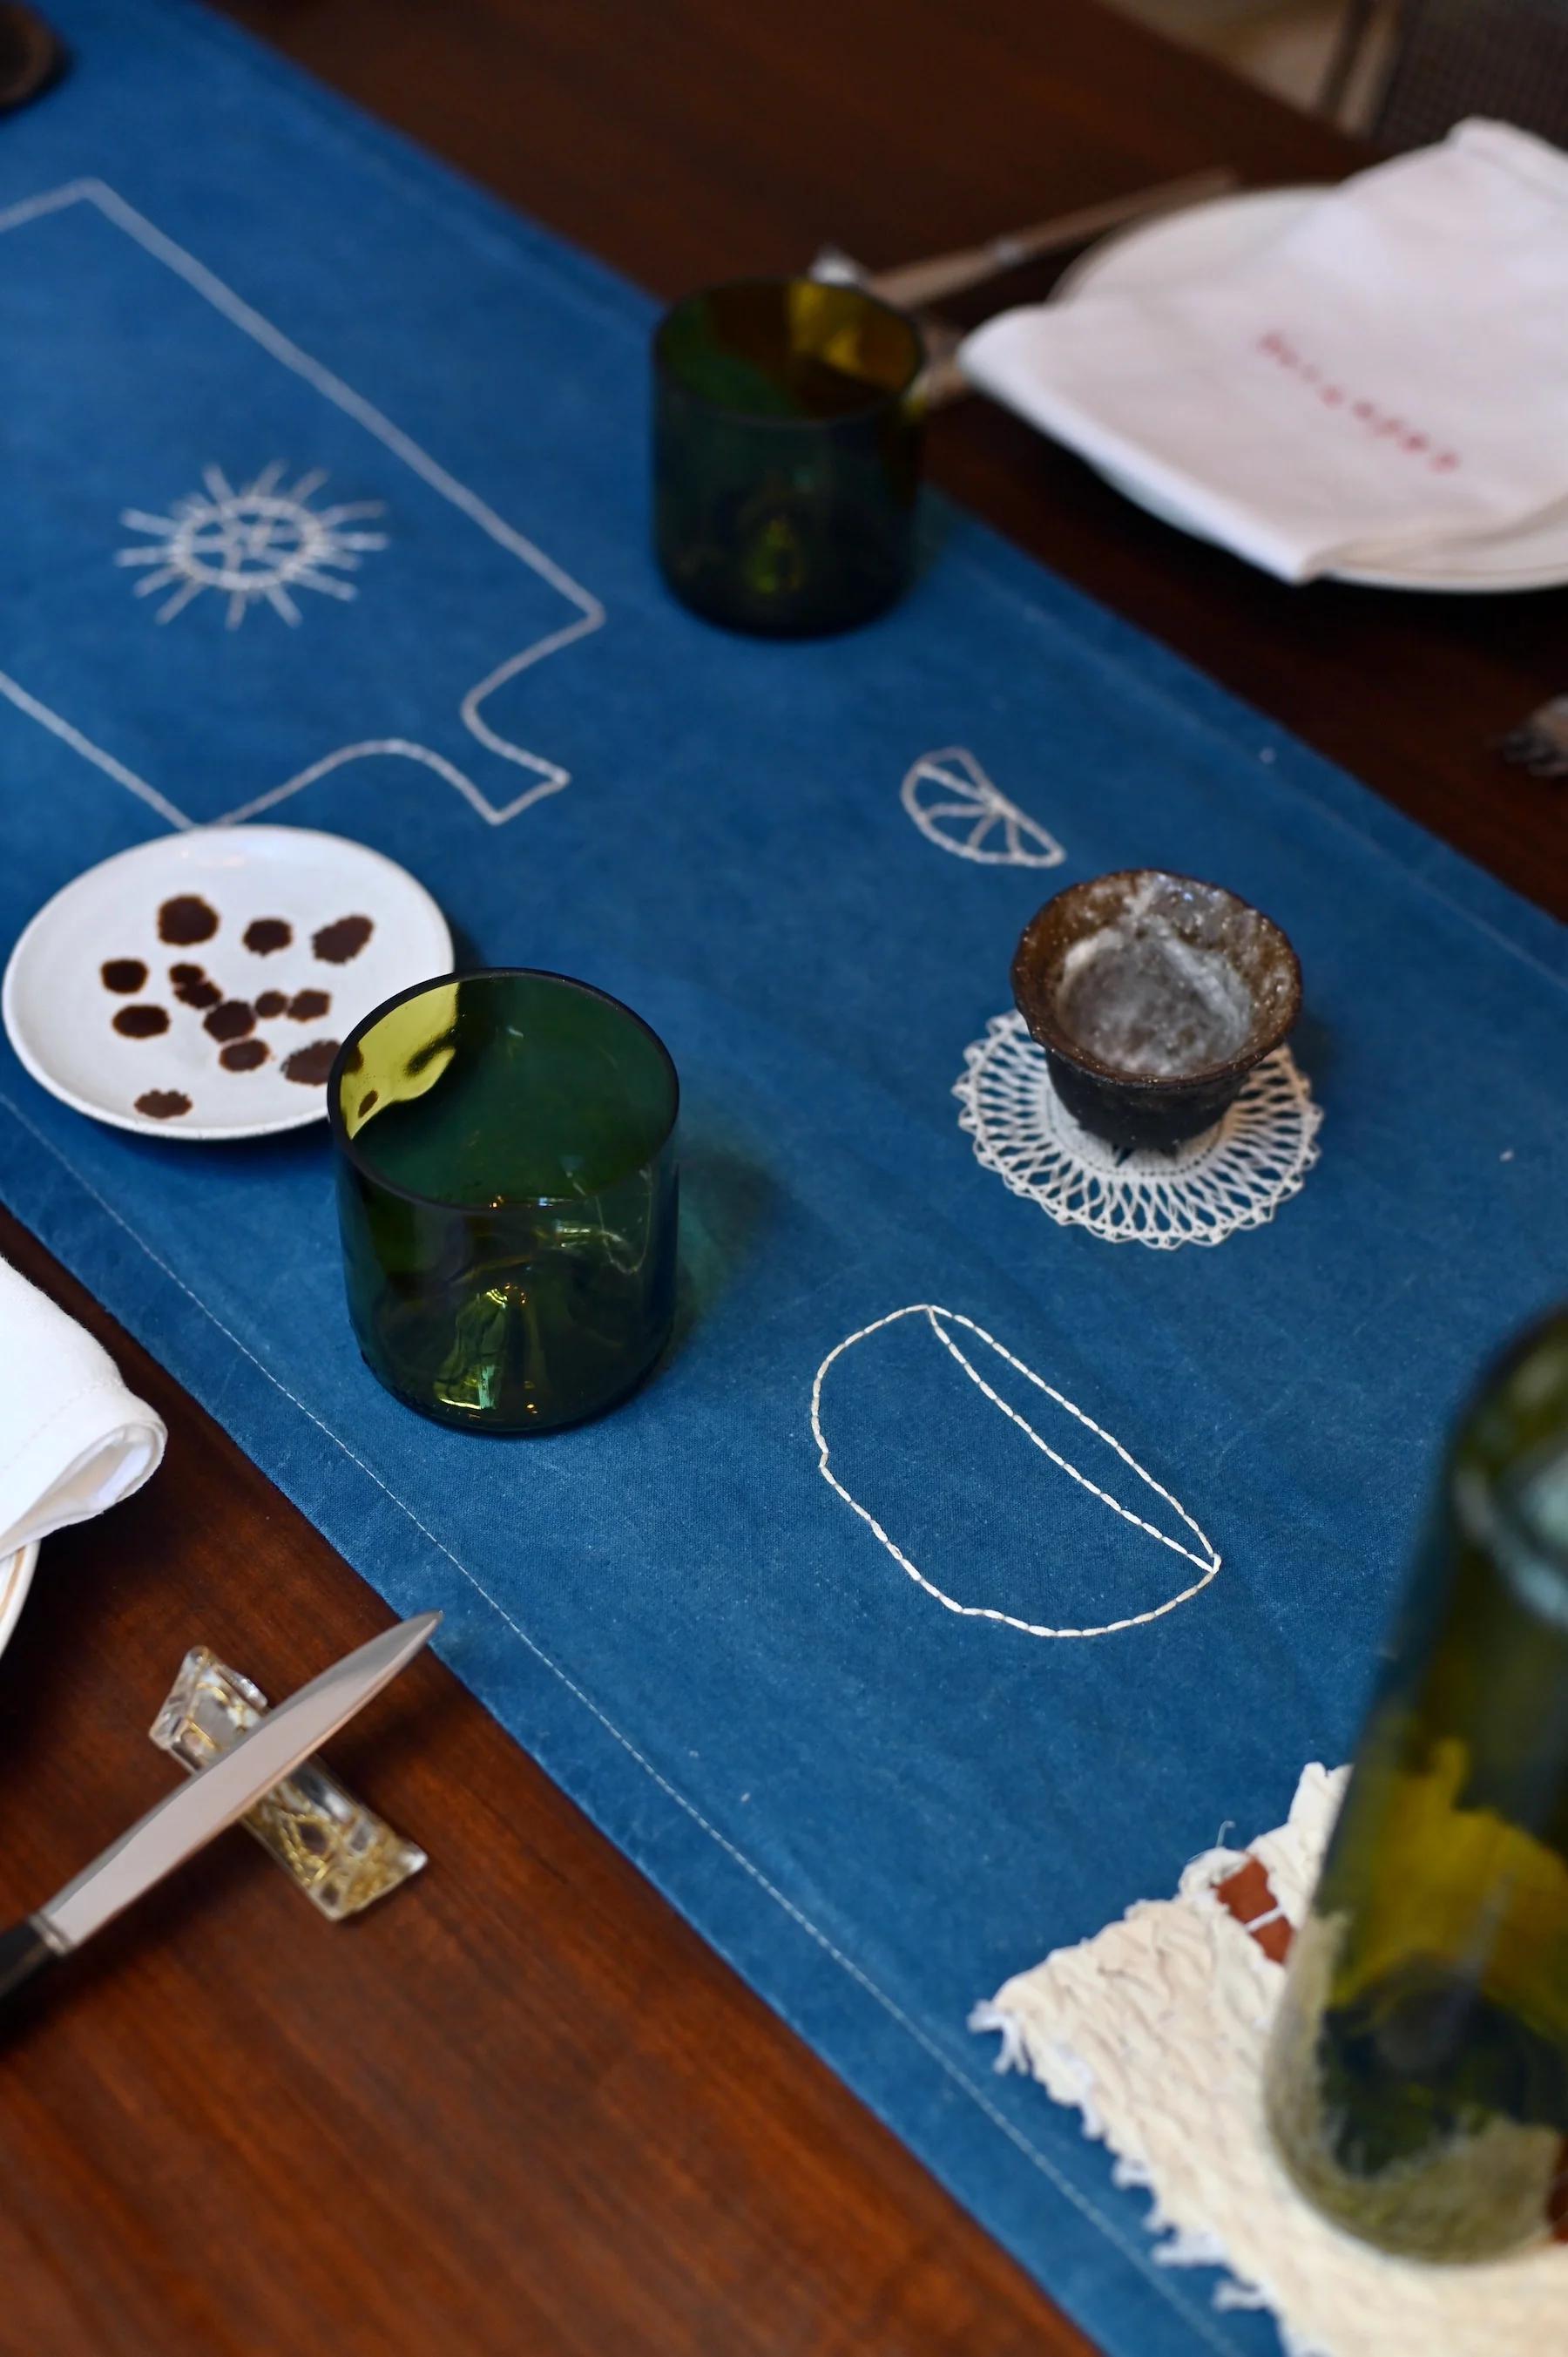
[970,1766,1565,2356]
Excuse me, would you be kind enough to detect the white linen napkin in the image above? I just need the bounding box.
[0,1255,166,1558]
[961,121,1568,583]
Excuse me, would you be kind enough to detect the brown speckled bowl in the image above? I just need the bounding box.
[1011,870,1301,1153]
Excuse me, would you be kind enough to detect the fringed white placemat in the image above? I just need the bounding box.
[970,1767,1565,2356]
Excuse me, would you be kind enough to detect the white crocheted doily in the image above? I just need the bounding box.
[971,1767,1567,2357]
[955,1012,1321,1249]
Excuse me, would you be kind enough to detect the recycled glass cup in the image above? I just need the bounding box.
[652,275,925,635]
[329,972,679,1434]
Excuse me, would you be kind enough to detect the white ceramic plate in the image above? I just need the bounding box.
[1052,186,1568,594]
[0,1541,39,1663]
[3,826,453,1141]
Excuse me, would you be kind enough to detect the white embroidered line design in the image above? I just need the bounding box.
[0,179,606,827]
[0,1081,1236,2357]
[956,1013,1322,1250]
[213,736,529,830]
[810,1304,1220,1638]
[116,462,389,630]
[0,668,191,830]
[900,746,1065,869]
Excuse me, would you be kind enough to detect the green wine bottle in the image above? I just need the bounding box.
[1265,1308,1568,2262]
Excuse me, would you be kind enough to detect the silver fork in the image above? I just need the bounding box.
[812,166,1236,410]
[814,167,1236,312]
[1500,695,1568,780]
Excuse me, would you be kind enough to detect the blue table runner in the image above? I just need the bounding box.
[3,9,1565,2353]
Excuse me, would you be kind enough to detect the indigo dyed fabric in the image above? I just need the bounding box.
[1,8,1565,2352]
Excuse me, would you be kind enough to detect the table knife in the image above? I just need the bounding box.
[0,1611,440,2011]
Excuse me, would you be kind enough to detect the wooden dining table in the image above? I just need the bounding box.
[2,3,1563,2351]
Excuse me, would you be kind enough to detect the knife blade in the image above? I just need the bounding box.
[0,1611,439,2010]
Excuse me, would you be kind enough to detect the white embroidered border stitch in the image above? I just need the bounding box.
[0,179,606,828]
[810,1304,1220,1637]
[971,1766,1567,2357]
[900,745,1066,868]
[956,1013,1322,1250]
[0,1080,1239,2357]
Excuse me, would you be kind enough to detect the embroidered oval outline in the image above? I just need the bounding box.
[810,1304,1221,1638]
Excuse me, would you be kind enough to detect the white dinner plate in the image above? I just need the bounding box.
[3,826,453,1141]
[1051,186,1568,594]
[0,1541,39,1663]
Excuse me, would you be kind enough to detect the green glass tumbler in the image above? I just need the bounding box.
[329,971,679,1434]
[652,276,925,636]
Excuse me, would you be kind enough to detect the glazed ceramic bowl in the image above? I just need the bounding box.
[1011,870,1301,1152]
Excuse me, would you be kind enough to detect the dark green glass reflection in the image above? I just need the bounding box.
[653,277,924,637]
[330,972,679,1434]
[1265,1309,1568,2259]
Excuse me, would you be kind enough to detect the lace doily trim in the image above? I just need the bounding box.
[956,1012,1321,1249]
[971,1766,1566,2357]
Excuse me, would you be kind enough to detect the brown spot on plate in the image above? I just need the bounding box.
[242,918,293,956]
[312,914,373,965]
[113,1004,170,1039]
[254,990,287,1019]
[220,1039,271,1073]
[101,958,147,994]
[282,1040,340,1086]
[0,6,62,112]
[288,988,331,1021]
[204,999,256,1043]
[158,895,219,946]
[170,963,223,1011]
[358,1089,379,1117]
[135,1089,192,1121]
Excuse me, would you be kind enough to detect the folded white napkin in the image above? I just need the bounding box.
[962,121,1568,582]
[0,1255,166,1558]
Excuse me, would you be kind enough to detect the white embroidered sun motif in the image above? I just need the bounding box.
[115,463,389,627]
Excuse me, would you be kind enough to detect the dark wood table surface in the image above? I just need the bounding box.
[3,3,1564,2353]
